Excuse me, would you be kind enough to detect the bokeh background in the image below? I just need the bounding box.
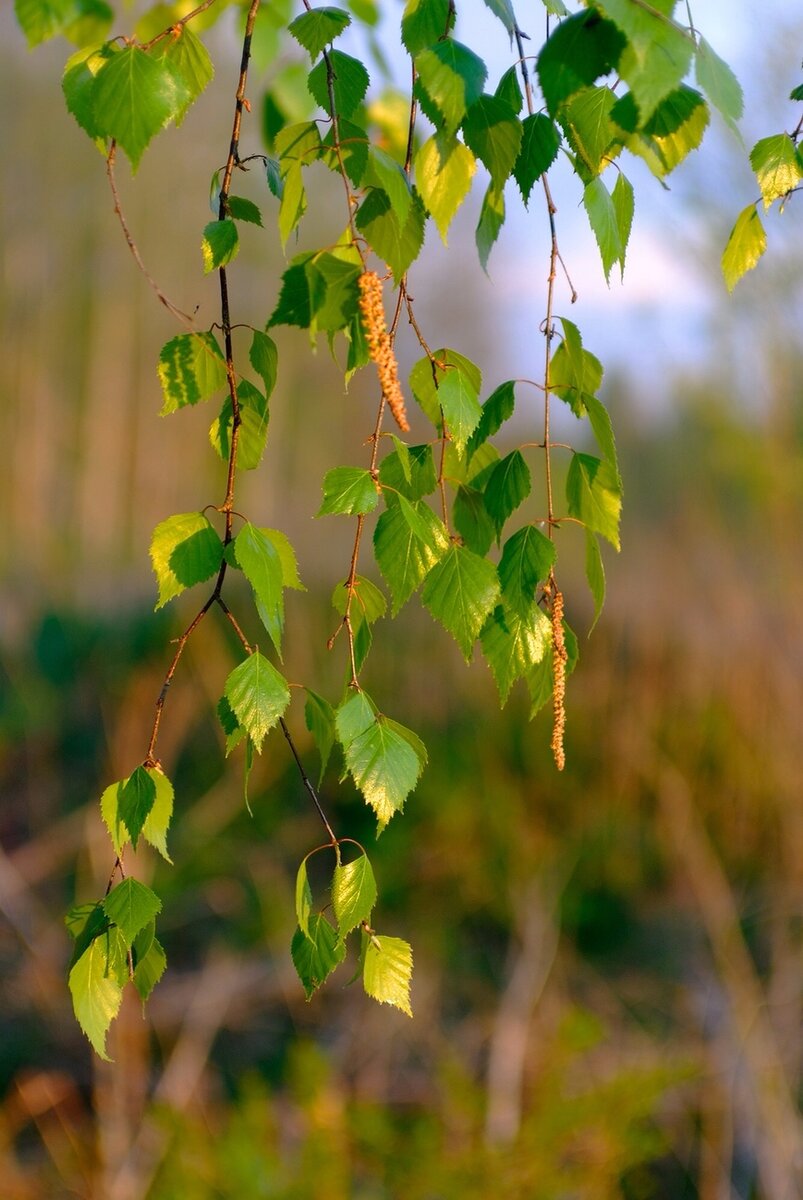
[1,2,802,1197]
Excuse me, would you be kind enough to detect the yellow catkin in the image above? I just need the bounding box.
[358,271,410,432]
[550,587,567,771]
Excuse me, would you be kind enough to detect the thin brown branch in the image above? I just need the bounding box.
[279,719,339,845]
[106,143,195,326]
[141,0,221,51]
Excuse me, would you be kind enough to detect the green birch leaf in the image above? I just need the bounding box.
[585,529,606,628]
[278,164,306,246]
[201,218,239,273]
[155,24,213,124]
[131,919,153,964]
[133,936,167,1002]
[289,6,351,59]
[336,689,376,749]
[416,40,487,134]
[401,0,453,56]
[331,575,387,631]
[333,852,377,934]
[341,710,426,830]
[551,318,603,413]
[295,858,313,937]
[276,120,323,174]
[102,878,161,947]
[415,134,476,243]
[498,524,556,616]
[364,144,413,225]
[476,183,505,273]
[583,176,622,283]
[453,486,495,556]
[468,380,516,454]
[461,94,523,189]
[149,511,223,608]
[308,49,369,118]
[543,0,569,13]
[249,330,278,397]
[560,85,617,177]
[409,349,482,426]
[217,695,246,756]
[223,651,291,752]
[484,449,531,536]
[527,620,579,717]
[69,935,124,1060]
[291,914,346,999]
[142,767,173,863]
[600,0,692,122]
[209,379,269,471]
[722,204,766,291]
[691,35,744,136]
[437,365,482,452]
[481,602,551,703]
[496,66,523,115]
[227,195,263,226]
[374,502,449,613]
[378,443,437,501]
[63,42,117,141]
[513,113,561,204]
[16,0,73,47]
[537,10,625,118]
[318,466,379,516]
[566,452,622,549]
[640,86,708,175]
[234,523,284,620]
[66,903,107,964]
[611,172,634,277]
[322,118,369,185]
[363,935,413,1016]
[390,435,413,485]
[263,528,303,590]
[92,45,186,170]
[158,332,227,414]
[397,494,439,545]
[750,134,803,208]
[355,188,426,282]
[100,778,128,857]
[583,392,621,484]
[118,765,156,850]
[305,688,336,784]
[421,544,500,659]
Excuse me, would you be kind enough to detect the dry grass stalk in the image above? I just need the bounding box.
[358,270,410,432]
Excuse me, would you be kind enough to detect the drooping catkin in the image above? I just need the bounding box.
[358,270,410,432]
[550,587,567,771]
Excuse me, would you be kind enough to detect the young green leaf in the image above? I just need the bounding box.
[484,449,531,537]
[100,767,173,861]
[308,49,369,118]
[559,85,617,178]
[378,442,437,501]
[69,934,125,1060]
[750,134,803,209]
[481,602,551,704]
[234,523,284,634]
[640,86,709,176]
[133,936,167,1003]
[118,765,156,850]
[461,94,523,190]
[694,38,742,135]
[583,176,624,283]
[305,688,336,784]
[468,380,516,454]
[401,0,453,56]
[601,0,693,122]
[62,42,117,141]
[333,852,377,934]
[249,330,278,397]
[92,45,187,170]
[476,182,505,272]
[409,349,482,426]
[437,365,482,452]
[498,524,556,616]
[566,452,622,550]
[583,392,621,485]
[339,708,427,831]
[453,485,495,556]
[291,914,346,999]
[217,695,246,756]
[374,501,449,612]
[289,6,351,59]
[611,172,634,277]
[585,529,606,629]
[364,144,413,224]
[355,188,426,282]
[537,10,625,118]
[227,195,263,226]
[415,134,476,243]
[263,528,304,591]
[223,651,291,752]
[210,379,269,471]
[363,934,413,1016]
[149,511,223,608]
[318,466,379,516]
[331,574,387,629]
[295,858,313,937]
[155,24,214,124]
[415,40,487,134]
[421,544,500,659]
[103,878,162,947]
[513,113,561,204]
[335,688,376,749]
[201,218,239,273]
[722,203,766,292]
[157,332,227,414]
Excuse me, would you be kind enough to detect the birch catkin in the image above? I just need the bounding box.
[358,270,410,432]
[550,587,567,772]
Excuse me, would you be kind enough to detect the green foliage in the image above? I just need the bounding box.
[16,0,775,1053]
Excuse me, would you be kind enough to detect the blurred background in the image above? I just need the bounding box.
[1,2,802,1197]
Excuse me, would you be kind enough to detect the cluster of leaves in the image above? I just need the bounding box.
[723,67,803,289]
[16,0,749,1057]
